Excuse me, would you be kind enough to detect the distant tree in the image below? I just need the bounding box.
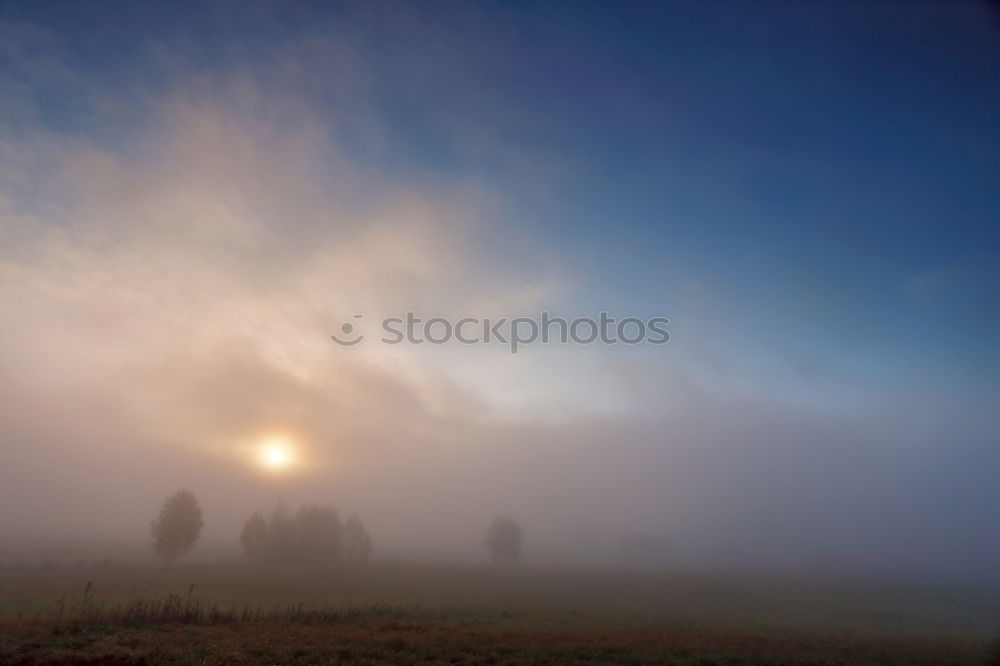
[295,504,343,561]
[246,502,366,563]
[485,517,522,564]
[266,504,298,561]
[240,511,269,560]
[343,513,373,562]
[150,489,204,565]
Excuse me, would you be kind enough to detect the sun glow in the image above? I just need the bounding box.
[257,437,296,472]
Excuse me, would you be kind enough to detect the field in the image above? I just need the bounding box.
[1,561,998,664]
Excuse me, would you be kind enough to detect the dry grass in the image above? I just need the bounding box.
[0,562,997,664]
[0,609,989,665]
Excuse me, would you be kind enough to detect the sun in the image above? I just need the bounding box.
[257,437,296,471]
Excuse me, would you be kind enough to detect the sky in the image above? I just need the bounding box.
[0,1,998,575]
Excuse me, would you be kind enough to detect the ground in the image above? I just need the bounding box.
[0,561,996,664]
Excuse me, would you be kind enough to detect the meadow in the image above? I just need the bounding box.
[1,560,997,664]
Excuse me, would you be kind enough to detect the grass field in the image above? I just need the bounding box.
[1,561,998,664]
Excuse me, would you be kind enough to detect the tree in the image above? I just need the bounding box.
[343,513,373,562]
[295,504,343,561]
[243,503,365,563]
[240,511,269,560]
[485,517,522,564]
[266,504,298,561]
[150,489,204,565]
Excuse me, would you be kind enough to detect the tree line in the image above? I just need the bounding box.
[149,490,372,565]
[151,489,522,565]
[239,504,372,562]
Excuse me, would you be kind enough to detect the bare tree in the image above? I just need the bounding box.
[150,489,203,565]
[343,513,373,562]
[485,517,522,564]
[240,511,269,560]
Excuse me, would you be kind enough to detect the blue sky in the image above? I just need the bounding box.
[1,1,998,571]
[16,0,993,388]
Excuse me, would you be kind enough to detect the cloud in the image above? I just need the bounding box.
[0,12,996,575]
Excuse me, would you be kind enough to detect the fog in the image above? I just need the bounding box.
[1,2,997,580]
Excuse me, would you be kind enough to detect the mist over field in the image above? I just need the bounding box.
[1,0,998,597]
[3,3,1000,663]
